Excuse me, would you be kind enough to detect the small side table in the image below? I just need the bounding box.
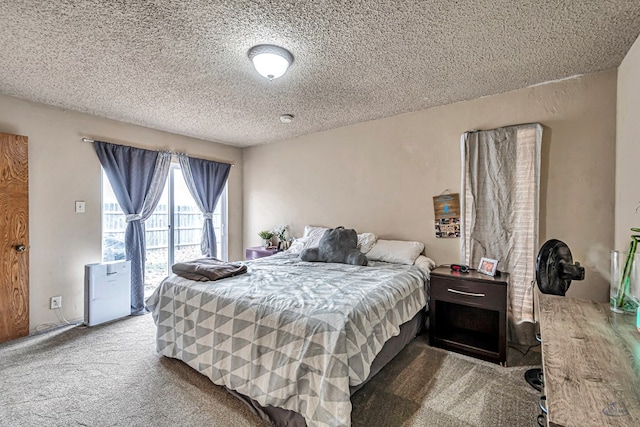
[245,246,278,260]
[429,267,509,365]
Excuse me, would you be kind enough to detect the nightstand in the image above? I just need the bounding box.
[429,267,509,365]
[245,246,278,260]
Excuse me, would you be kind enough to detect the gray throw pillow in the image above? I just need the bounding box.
[300,226,368,266]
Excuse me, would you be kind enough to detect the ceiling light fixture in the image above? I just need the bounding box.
[248,44,293,80]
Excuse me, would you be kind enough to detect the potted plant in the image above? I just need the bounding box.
[273,225,289,251]
[258,230,274,249]
[612,227,640,314]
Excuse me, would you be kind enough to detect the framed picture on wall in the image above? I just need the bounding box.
[477,257,499,276]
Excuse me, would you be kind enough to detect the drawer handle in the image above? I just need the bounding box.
[539,395,548,414]
[447,288,485,297]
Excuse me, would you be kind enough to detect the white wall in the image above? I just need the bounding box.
[244,71,617,303]
[0,95,243,331]
[0,62,624,333]
[616,34,640,249]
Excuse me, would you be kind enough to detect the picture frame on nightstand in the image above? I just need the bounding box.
[477,257,498,276]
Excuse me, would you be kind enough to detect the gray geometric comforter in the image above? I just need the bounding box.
[146,253,428,427]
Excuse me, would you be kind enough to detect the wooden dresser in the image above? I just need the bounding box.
[537,291,640,426]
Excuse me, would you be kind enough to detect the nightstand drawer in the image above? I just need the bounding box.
[431,278,506,311]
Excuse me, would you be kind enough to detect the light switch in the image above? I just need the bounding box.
[75,201,86,213]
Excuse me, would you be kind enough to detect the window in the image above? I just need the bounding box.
[102,163,226,295]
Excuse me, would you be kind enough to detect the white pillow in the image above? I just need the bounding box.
[302,225,329,249]
[285,237,308,254]
[357,232,378,254]
[303,225,328,237]
[366,239,425,265]
[414,255,436,275]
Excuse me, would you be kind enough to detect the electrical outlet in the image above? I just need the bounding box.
[50,296,62,309]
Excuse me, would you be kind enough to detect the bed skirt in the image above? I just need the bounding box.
[226,310,425,427]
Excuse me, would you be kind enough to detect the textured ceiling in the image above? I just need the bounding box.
[1,1,639,147]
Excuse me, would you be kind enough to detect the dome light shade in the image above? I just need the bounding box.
[248,44,293,80]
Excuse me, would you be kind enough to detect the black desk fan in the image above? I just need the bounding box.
[525,239,585,391]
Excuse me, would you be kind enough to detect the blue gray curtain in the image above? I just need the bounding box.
[93,141,171,315]
[178,154,231,258]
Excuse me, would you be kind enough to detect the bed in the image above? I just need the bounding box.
[146,247,431,427]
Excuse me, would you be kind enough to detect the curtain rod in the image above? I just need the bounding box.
[81,137,234,167]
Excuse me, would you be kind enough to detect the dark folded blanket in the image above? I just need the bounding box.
[171,258,247,282]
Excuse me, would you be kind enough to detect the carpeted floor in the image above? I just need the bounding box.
[0,315,542,427]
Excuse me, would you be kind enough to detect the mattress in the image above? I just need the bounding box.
[146,253,428,427]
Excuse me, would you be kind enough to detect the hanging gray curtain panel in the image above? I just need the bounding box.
[93,141,171,315]
[461,123,542,344]
[178,154,231,258]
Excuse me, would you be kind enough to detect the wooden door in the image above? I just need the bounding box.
[0,133,29,342]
